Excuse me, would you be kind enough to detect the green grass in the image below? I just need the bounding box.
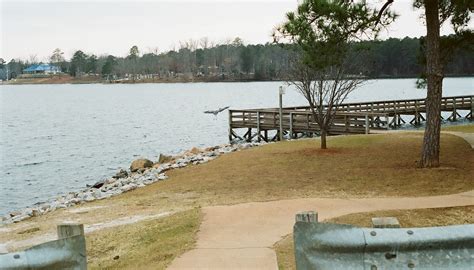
[87,208,202,270]
[274,206,474,270]
[443,124,474,133]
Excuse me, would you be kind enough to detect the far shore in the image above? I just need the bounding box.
[3,74,473,86]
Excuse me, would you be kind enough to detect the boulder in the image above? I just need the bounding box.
[189,147,202,154]
[130,158,153,172]
[205,146,219,152]
[158,154,172,164]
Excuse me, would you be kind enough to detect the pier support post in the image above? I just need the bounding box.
[257,111,261,142]
[470,96,473,120]
[289,113,294,139]
[228,110,233,142]
[452,98,457,121]
[365,115,369,134]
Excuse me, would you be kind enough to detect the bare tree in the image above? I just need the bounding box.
[28,54,39,65]
[287,54,364,149]
[50,48,65,65]
[199,37,210,49]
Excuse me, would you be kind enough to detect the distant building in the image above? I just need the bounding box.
[23,63,61,74]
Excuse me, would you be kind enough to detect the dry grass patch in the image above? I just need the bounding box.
[442,124,474,133]
[87,208,201,270]
[120,133,473,207]
[275,206,474,270]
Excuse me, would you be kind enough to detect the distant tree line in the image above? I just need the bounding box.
[1,36,472,81]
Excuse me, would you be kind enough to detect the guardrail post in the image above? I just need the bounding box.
[57,224,84,239]
[371,217,400,228]
[296,211,318,223]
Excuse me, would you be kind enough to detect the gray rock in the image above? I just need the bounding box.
[120,184,136,192]
[9,210,21,217]
[89,180,105,189]
[30,209,40,217]
[113,169,128,179]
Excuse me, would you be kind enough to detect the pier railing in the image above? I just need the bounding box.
[228,95,473,142]
[229,109,389,141]
[282,95,473,117]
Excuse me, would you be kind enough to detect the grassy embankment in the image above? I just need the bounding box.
[274,206,474,270]
[87,208,201,270]
[2,131,473,269]
[5,75,102,84]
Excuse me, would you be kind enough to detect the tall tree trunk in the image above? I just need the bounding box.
[320,129,327,149]
[420,0,443,168]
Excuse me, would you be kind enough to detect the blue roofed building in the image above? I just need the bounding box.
[23,63,61,74]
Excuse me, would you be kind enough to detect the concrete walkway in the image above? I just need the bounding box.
[168,191,474,269]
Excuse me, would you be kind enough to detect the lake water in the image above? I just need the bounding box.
[0,78,473,215]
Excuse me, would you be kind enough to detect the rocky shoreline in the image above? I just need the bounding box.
[1,141,267,225]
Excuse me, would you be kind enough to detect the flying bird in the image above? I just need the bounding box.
[204,106,230,116]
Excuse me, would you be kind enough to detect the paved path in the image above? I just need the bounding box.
[168,191,474,269]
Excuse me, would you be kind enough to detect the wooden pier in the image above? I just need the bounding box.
[228,95,473,142]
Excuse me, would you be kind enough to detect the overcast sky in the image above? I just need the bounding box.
[0,0,464,61]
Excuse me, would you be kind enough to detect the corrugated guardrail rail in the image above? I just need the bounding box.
[294,221,474,270]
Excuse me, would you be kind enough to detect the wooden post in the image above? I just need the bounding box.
[279,86,284,142]
[345,115,349,132]
[289,112,293,139]
[295,211,318,223]
[452,97,457,121]
[257,111,261,142]
[365,115,369,134]
[57,224,84,239]
[471,96,473,120]
[414,100,419,125]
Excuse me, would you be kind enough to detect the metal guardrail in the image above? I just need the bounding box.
[294,213,474,270]
[0,224,86,270]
